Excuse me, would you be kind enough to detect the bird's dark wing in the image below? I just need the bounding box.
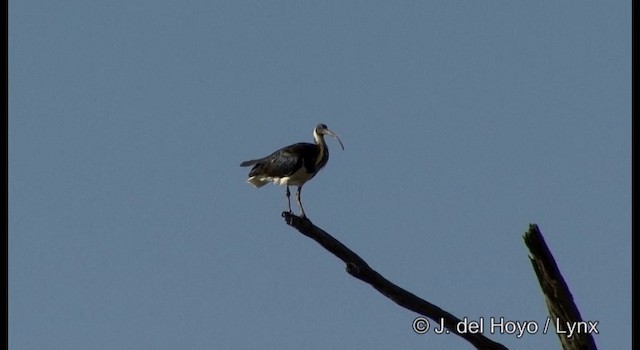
[246,142,318,178]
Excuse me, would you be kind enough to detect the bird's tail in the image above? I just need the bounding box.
[240,158,261,167]
[247,176,270,188]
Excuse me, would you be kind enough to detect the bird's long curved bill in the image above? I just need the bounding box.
[325,129,344,150]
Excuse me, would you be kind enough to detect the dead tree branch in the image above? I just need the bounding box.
[282,212,509,350]
[523,224,597,350]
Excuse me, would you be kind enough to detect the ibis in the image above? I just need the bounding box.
[240,123,344,217]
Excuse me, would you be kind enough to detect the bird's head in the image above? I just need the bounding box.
[314,124,344,150]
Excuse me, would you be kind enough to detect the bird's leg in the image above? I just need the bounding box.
[285,186,292,213]
[296,186,307,218]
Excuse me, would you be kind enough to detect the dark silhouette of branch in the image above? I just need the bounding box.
[282,212,509,350]
[523,224,598,350]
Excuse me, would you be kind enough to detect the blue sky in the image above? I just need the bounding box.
[9,1,630,349]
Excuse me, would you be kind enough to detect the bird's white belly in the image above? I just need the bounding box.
[277,167,315,186]
[248,166,315,188]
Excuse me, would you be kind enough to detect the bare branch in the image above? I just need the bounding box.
[282,212,509,350]
[523,224,598,350]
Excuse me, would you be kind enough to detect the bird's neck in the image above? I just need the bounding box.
[313,130,324,147]
[313,132,329,169]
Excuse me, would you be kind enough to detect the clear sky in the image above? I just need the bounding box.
[9,1,630,349]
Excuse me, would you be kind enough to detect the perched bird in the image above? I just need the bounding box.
[240,123,344,217]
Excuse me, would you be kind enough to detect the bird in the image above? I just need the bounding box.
[240,123,344,217]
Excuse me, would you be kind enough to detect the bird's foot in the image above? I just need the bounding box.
[282,211,294,225]
[282,211,311,226]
